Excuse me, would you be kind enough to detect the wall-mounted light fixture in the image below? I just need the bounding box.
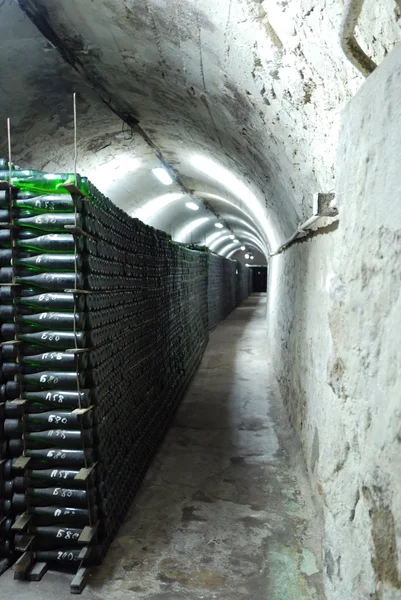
[215,223,224,229]
[185,201,199,211]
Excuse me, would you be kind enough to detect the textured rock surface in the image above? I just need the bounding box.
[268,45,401,599]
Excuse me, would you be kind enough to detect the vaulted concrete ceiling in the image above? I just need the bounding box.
[0,0,399,260]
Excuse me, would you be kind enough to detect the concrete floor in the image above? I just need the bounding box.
[1,294,324,599]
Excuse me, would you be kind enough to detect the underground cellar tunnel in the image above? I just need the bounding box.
[0,1,400,599]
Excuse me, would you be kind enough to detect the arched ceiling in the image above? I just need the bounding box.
[0,0,399,260]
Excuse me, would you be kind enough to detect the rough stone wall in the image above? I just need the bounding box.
[247,0,401,219]
[268,45,401,599]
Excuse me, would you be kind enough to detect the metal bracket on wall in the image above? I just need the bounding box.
[269,192,338,257]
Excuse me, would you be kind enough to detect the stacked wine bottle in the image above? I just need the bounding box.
[0,163,251,586]
[0,166,209,574]
[207,252,237,329]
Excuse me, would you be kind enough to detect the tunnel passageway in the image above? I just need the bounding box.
[1,294,323,599]
[0,2,400,597]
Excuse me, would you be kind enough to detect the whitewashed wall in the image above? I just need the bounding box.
[268,45,401,599]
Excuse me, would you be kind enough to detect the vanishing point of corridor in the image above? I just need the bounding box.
[91,293,323,599]
[2,294,323,599]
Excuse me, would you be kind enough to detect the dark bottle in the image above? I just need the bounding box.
[0,499,12,516]
[10,195,78,213]
[34,548,85,564]
[14,370,85,391]
[0,287,85,311]
[3,381,18,400]
[26,486,94,508]
[30,525,83,544]
[24,389,90,410]
[25,467,94,489]
[2,343,43,360]
[0,265,84,284]
[0,249,19,266]
[4,419,92,441]
[19,331,86,350]
[16,233,83,254]
[4,412,92,437]
[0,209,12,222]
[0,284,33,301]
[7,311,85,330]
[0,305,31,320]
[12,476,25,493]
[4,398,92,418]
[19,292,84,312]
[13,254,81,273]
[0,458,14,479]
[2,362,31,380]
[0,228,38,247]
[1,330,86,351]
[21,410,92,432]
[1,325,85,346]
[0,267,20,283]
[28,505,94,527]
[20,352,88,372]
[0,540,11,557]
[12,487,94,510]
[0,517,13,534]
[0,479,13,498]
[0,440,9,459]
[27,410,93,431]
[22,428,93,450]
[4,372,90,400]
[25,448,94,468]
[14,213,83,233]
[6,439,22,456]
[14,272,83,291]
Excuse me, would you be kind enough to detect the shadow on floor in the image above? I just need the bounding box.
[87,294,324,600]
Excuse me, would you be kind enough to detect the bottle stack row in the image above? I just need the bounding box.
[207,252,237,329]
[0,166,209,572]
